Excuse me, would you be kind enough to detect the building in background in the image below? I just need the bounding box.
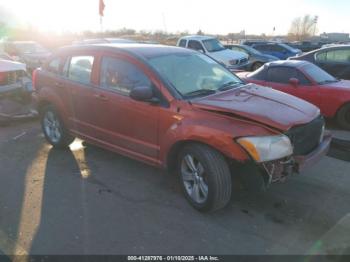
[320,33,349,42]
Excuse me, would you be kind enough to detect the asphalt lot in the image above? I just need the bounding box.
[0,120,349,255]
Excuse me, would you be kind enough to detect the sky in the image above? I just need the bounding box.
[0,0,349,35]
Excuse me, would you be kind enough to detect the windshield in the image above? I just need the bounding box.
[280,43,298,52]
[242,45,261,55]
[15,43,47,54]
[148,52,244,98]
[202,39,225,52]
[303,63,339,84]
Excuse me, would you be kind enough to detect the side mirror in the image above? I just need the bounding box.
[289,78,299,86]
[130,85,159,103]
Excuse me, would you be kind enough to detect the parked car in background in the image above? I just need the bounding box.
[252,43,302,60]
[1,41,51,73]
[72,38,136,45]
[0,59,36,123]
[177,35,249,71]
[289,45,350,80]
[225,44,278,71]
[240,40,271,46]
[0,52,13,61]
[287,41,322,52]
[33,44,330,211]
[238,60,350,129]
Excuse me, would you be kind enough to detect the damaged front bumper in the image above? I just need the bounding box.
[0,82,38,123]
[261,131,332,184]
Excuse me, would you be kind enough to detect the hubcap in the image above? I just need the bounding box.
[43,111,61,143]
[181,154,208,204]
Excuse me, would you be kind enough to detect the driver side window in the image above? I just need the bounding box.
[100,57,151,96]
[188,40,205,52]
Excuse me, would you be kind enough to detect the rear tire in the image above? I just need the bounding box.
[177,143,232,212]
[336,103,350,130]
[41,105,74,148]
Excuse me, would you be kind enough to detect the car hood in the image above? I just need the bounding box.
[191,84,320,131]
[0,59,26,72]
[209,49,248,65]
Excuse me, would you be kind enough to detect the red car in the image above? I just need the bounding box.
[238,60,350,129]
[33,44,331,212]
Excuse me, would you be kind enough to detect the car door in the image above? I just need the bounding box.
[92,54,160,162]
[61,54,99,138]
[265,66,321,108]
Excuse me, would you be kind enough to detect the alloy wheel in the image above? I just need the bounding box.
[43,111,62,144]
[181,154,209,204]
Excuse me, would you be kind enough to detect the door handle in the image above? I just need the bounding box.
[94,94,109,101]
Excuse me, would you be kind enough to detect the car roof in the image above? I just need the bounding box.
[72,38,135,45]
[58,43,195,60]
[266,60,311,68]
[312,44,350,53]
[179,35,216,41]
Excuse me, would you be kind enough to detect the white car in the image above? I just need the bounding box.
[177,35,249,70]
[0,59,37,122]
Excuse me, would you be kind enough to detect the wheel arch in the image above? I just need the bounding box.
[165,139,247,173]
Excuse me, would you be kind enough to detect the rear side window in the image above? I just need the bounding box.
[267,67,310,85]
[325,49,350,63]
[67,56,94,84]
[47,58,61,74]
[100,57,151,96]
[179,39,187,47]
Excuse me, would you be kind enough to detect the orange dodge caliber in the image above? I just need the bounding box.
[33,44,331,212]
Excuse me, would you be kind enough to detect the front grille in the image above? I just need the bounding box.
[286,115,324,155]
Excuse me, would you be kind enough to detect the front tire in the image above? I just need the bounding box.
[336,103,350,130]
[177,143,232,212]
[41,105,74,148]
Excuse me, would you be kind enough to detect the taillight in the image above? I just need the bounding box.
[32,69,38,91]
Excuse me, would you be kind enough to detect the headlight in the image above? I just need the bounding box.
[237,135,293,162]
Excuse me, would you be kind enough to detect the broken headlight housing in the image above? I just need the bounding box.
[237,135,293,163]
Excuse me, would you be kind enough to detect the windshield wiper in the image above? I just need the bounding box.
[218,81,244,91]
[183,89,216,98]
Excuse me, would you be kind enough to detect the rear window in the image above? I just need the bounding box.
[67,56,94,84]
[247,66,267,80]
[267,66,310,85]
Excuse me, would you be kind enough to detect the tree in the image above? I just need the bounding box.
[288,15,318,41]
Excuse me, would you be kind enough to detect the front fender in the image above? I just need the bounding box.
[160,116,272,167]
